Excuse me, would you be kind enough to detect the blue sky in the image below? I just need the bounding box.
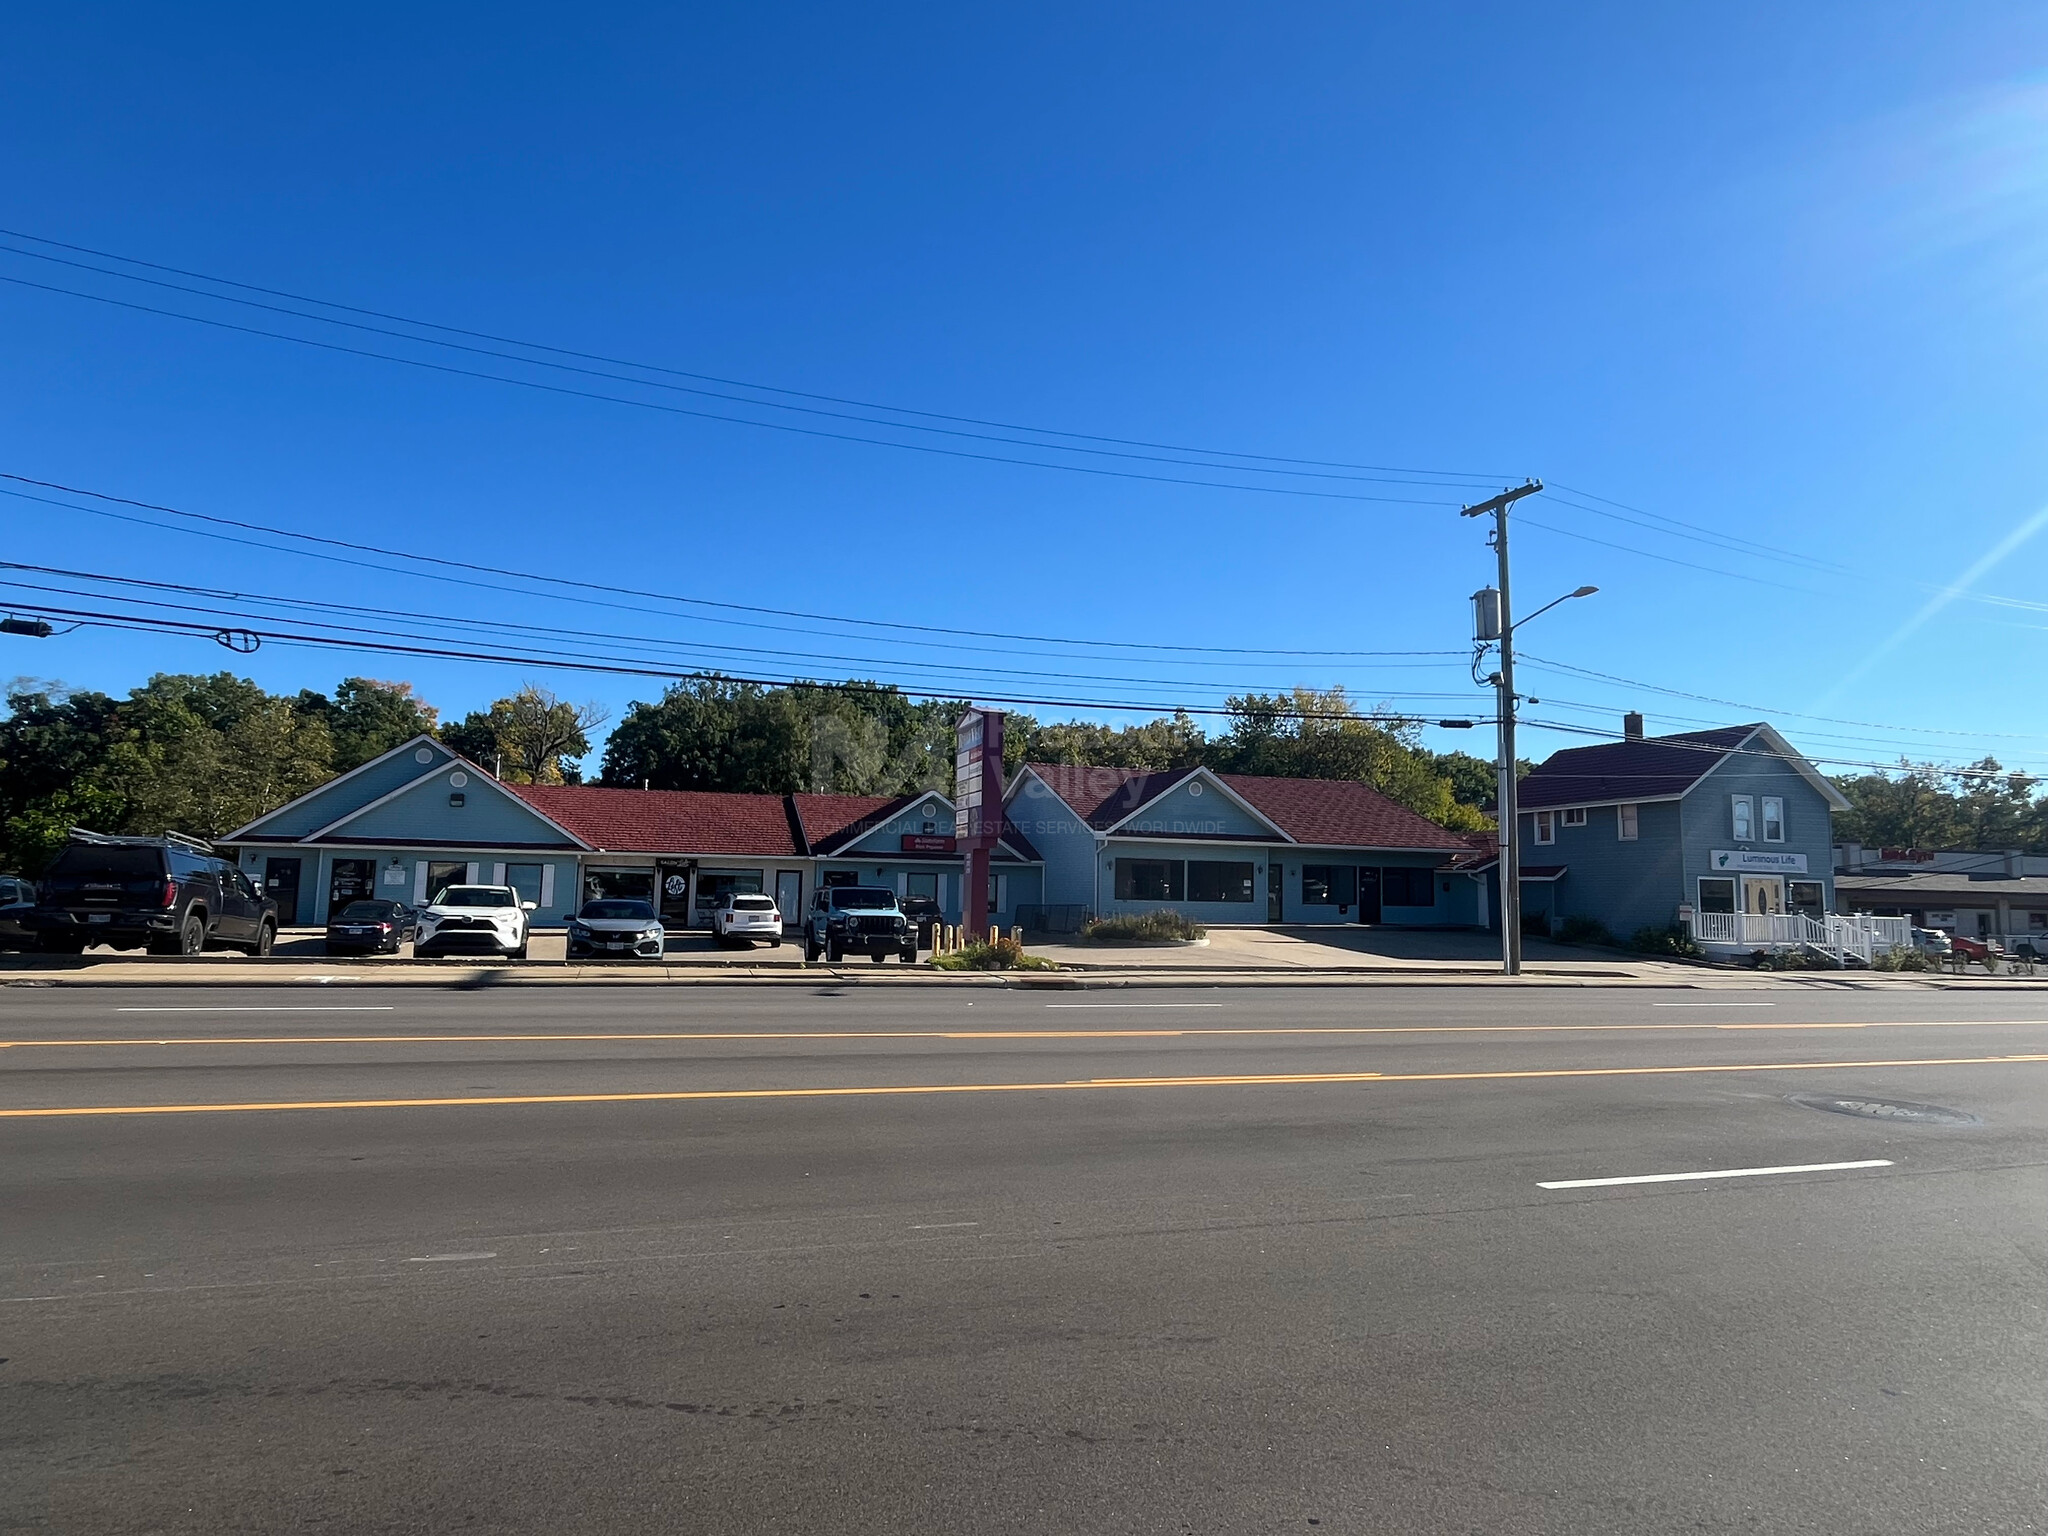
[2,3,2045,779]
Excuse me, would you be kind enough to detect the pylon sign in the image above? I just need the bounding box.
[954,708,1006,847]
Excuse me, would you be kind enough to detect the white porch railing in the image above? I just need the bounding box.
[1687,911,1911,963]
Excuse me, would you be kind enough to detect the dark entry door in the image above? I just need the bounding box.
[1267,860,1283,923]
[1355,865,1382,924]
[657,862,694,929]
[329,858,374,914]
[264,857,302,926]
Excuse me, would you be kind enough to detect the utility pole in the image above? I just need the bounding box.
[1462,480,1543,975]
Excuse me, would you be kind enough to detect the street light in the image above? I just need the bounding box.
[1469,581,1598,975]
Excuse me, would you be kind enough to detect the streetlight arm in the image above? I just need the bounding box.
[1508,585,1598,635]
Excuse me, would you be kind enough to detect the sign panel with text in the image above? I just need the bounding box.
[1710,849,1808,873]
[954,709,1005,848]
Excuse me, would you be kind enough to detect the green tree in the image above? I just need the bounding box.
[443,685,607,783]
[294,678,440,771]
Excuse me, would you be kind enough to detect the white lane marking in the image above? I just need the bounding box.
[1539,1159,1893,1190]
[406,1252,498,1263]
[911,1221,980,1230]
[115,1005,397,1014]
[1652,1002,1776,1008]
[1043,1003,1225,1010]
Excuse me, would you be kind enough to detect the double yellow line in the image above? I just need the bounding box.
[2,1052,2041,1119]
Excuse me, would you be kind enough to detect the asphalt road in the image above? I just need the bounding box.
[3,983,2044,1534]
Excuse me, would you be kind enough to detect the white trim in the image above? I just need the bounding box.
[1730,794,1754,843]
[1097,767,1293,842]
[1512,793,1684,815]
[222,734,452,841]
[1616,802,1639,841]
[413,863,429,903]
[466,862,481,885]
[1761,795,1785,843]
[1533,809,1555,846]
[539,863,556,906]
[491,862,506,886]
[1742,724,1854,813]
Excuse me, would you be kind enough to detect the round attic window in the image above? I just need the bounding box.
[414,747,434,764]
[1187,781,1205,797]
[922,803,939,818]
[449,771,469,788]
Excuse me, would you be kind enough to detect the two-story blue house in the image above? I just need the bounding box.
[1508,715,1850,942]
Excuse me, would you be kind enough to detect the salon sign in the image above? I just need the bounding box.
[1711,849,1808,873]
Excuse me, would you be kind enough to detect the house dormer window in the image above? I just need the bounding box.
[1761,796,1784,842]
[1533,810,1555,846]
[1731,795,1754,842]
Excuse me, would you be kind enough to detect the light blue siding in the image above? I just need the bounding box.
[1274,849,1454,926]
[837,796,956,857]
[329,771,573,848]
[240,740,458,838]
[233,843,578,927]
[1117,779,1278,840]
[1007,773,1102,911]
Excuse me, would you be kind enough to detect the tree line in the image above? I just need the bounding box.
[10,666,2032,878]
[0,674,603,874]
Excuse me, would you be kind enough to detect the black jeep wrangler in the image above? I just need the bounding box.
[804,885,916,963]
[29,829,279,956]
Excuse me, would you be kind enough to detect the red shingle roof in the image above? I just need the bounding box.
[1022,763,1470,853]
[505,784,802,856]
[792,794,907,855]
[1216,773,1471,852]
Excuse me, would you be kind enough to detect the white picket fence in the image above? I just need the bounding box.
[1687,911,1911,963]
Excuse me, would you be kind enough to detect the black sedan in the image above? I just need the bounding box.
[324,899,419,955]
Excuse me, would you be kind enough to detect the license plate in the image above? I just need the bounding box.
[604,940,628,949]
[87,913,111,923]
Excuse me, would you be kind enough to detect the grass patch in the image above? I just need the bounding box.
[931,935,1060,971]
[1078,909,1207,945]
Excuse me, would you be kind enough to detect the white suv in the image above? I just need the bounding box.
[414,884,534,958]
[710,891,782,947]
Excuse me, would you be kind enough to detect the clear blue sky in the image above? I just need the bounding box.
[3,3,2044,779]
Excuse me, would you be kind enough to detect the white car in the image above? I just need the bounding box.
[710,891,782,947]
[413,884,534,958]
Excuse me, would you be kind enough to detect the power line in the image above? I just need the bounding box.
[0,225,1511,482]
[1516,652,2046,743]
[0,272,1470,508]
[0,597,1489,726]
[0,473,1471,657]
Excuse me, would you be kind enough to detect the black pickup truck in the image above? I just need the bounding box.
[29,830,279,956]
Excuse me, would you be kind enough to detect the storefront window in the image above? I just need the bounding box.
[1302,865,1334,904]
[426,861,469,902]
[1186,861,1254,903]
[694,869,764,918]
[1381,867,1436,907]
[506,863,544,907]
[1114,858,1183,901]
[584,868,655,904]
[905,872,939,903]
[1788,880,1824,915]
[1697,877,1736,914]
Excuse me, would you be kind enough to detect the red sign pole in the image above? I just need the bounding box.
[956,708,1005,941]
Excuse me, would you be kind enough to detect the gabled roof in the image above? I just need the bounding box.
[1216,773,1470,851]
[506,784,803,856]
[1517,723,1851,813]
[1023,764,1199,829]
[1020,762,1469,853]
[797,791,1043,863]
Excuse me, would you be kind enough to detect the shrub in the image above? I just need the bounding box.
[1872,946,1931,972]
[1555,915,1615,947]
[1752,946,1840,971]
[931,936,1059,971]
[1630,923,1701,958]
[1080,910,1207,945]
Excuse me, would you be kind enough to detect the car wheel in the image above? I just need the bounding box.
[178,913,206,956]
[250,922,275,957]
[511,938,528,960]
[770,936,782,948]
[900,945,917,962]
[804,936,820,962]
[826,941,842,963]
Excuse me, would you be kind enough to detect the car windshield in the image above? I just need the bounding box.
[581,900,655,920]
[437,886,515,908]
[337,902,398,921]
[832,888,897,909]
[731,895,776,911]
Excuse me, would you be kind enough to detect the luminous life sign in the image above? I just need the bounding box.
[1711,849,1808,873]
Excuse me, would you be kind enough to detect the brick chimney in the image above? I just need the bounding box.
[1623,711,1645,741]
